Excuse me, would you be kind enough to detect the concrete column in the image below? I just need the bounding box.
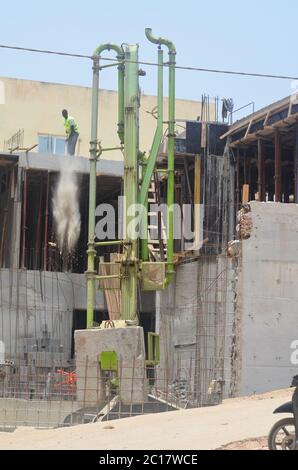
[295,123,298,203]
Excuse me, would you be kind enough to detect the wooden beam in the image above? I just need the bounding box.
[274,129,282,202]
[242,184,250,204]
[244,120,253,139]
[263,110,271,127]
[236,147,240,208]
[288,101,293,118]
[257,139,265,202]
[194,155,201,250]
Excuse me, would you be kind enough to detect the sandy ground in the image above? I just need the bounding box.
[0,388,293,450]
[218,437,268,450]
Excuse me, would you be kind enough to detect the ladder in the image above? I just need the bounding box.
[147,173,167,261]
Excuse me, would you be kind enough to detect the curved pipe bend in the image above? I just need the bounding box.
[93,43,124,59]
[92,43,125,144]
[145,28,176,54]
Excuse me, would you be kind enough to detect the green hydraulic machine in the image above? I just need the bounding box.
[86,29,176,336]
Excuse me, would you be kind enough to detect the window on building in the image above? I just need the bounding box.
[38,135,66,155]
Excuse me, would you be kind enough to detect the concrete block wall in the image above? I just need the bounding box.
[157,256,234,405]
[236,202,298,395]
[0,269,105,362]
[75,327,146,407]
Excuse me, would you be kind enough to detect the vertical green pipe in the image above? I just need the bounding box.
[166,49,176,285]
[117,56,125,144]
[94,44,124,145]
[140,48,164,261]
[86,56,99,329]
[140,167,149,261]
[141,185,149,261]
[121,45,139,322]
[144,28,176,285]
[86,44,123,329]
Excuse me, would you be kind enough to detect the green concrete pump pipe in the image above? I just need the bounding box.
[145,28,176,285]
[139,47,164,260]
[94,44,125,144]
[86,43,124,329]
[86,55,99,329]
[121,44,139,322]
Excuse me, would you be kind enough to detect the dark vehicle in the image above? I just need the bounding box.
[268,376,297,450]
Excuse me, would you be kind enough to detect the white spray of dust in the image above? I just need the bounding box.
[52,161,81,252]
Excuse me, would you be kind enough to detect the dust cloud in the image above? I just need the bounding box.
[52,161,81,252]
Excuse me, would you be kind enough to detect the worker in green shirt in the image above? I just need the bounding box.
[62,109,79,156]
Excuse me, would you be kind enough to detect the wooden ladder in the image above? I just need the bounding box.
[147,173,167,261]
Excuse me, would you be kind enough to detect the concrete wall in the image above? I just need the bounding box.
[0,398,78,428]
[236,202,298,395]
[157,256,234,406]
[75,327,146,406]
[0,269,105,363]
[0,76,209,160]
[0,267,155,364]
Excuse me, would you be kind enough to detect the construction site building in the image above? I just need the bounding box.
[1,73,298,426]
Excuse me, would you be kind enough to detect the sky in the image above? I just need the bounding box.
[1,0,298,119]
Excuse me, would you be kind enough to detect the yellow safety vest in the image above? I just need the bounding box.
[64,116,79,137]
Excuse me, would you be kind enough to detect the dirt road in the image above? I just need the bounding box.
[0,388,293,450]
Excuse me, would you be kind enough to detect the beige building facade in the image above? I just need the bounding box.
[0,76,209,161]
